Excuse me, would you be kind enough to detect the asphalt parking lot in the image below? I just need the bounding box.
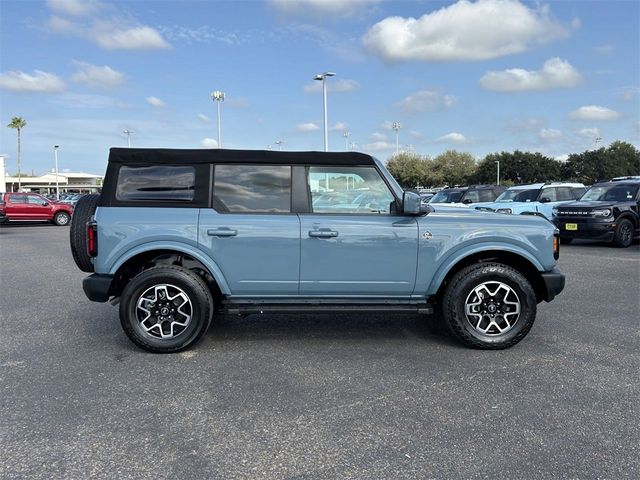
[1,224,638,479]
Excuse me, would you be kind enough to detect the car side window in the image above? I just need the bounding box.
[9,194,27,204]
[478,189,496,202]
[116,165,195,202]
[27,195,47,206]
[308,166,395,214]
[572,187,586,198]
[540,188,559,202]
[555,187,575,201]
[462,190,480,203]
[213,165,291,213]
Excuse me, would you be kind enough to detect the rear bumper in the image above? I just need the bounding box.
[82,274,113,302]
[540,267,565,302]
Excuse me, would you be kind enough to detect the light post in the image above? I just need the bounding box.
[123,130,134,148]
[314,72,335,151]
[211,90,225,148]
[495,160,500,186]
[53,144,60,199]
[343,130,350,151]
[274,140,283,151]
[392,122,402,155]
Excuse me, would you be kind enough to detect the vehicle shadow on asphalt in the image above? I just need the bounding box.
[206,313,460,347]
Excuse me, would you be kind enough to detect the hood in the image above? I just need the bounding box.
[429,202,471,208]
[557,200,617,209]
[423,203,553,229]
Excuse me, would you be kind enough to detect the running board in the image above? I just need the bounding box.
[220,303,433,315]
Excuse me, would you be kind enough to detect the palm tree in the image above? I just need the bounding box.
[7,116,27,191]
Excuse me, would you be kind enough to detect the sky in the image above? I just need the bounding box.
[0,0,638,175]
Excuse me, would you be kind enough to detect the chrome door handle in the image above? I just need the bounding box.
[207,228,237,237]
[308,230,338,238]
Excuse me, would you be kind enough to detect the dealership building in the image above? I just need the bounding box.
[3,171,103,194]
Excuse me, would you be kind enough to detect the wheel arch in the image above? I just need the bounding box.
[617,212,638,229]
[431,250,548,304]
[109,247,228,301]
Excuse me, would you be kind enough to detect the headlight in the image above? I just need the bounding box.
[496,208,512,214]
[592,208,612,218]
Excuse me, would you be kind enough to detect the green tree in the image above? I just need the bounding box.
[7,116,27,191]
[432,150,477,186]
[386,151,429,188]
[473,151,560,184]
[561,141,640,183]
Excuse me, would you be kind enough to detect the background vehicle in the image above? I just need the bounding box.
[476,182,586,219]
[428,185,505,208]
[0,192,73,226]
[553,177,640,247]
[72,148,564,353]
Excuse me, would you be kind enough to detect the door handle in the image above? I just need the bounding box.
[207,228,237,237]
[308,230,338,238]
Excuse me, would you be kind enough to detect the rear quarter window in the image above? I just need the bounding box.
[116,166,195,202]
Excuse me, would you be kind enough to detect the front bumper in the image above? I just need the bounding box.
[540,267,565,302]
[83,274,113,302]
[553,219,615,240]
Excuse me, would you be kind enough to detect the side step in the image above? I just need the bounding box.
[219,303,434,315]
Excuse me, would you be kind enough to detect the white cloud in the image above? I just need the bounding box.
[47,0,101,17]
[437,132,469,144]
[71,61,124,88]
[362,0,571,63]
[0,70,65,93]
[409,130,424,140]
[270,0,381,18]
[201,138,218,148]
[146,96,166,108]
[198,113,210,123]
[49,15,78,33]
[329,122,348,131]
[555,154,569,162]
[569,105,620,121]
[51,92,128,109]
[93,25,171,50]
[594,44,614,55]
[296,122,320,132]
[370,132,387,141]
[363,141,394,152]
[480,57,582,92]
[304,78,360,94]
[539,128,562,140]
[577,127,601,139]
[395,89,456,114]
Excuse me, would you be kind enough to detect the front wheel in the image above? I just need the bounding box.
[119,266,214,353]
[613,219,634,248]
[441,263,537,349]
[53,211,70,226]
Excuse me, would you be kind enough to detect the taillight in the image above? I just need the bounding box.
[87,220,98,257]
[553,231,560,260]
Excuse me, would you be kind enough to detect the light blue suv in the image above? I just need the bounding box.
[70,149,565,352]
[476,182,586,219]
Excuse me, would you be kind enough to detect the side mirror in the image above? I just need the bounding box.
[462,198,473,205]
[540,197,551,203]
[403,191,431,215]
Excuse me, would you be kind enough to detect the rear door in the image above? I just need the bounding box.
[298,165,418,296]
[538,187,576,218]
[198,164,300,296]
[6,193,28,219]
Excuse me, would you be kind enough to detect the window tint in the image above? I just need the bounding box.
[555,187,576,201]
[214,165,291,213]
[572,187,586,198]
[479,189,497,202]
[9,194,27,204]
[309,166,394,214]
[27,195,48,205]
[116,166,195,202]
[540,188,559,202]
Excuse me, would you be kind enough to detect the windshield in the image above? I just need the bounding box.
[495,188,539,203]
[581,184,638,202]
[430,190,464,203]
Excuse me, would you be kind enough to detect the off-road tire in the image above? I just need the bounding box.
[119,266,214,353]
[441,262,537,349]
[69,194,100,272]
[613,219,634,248]
[53,211,71,226]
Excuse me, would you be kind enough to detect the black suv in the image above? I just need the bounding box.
[428,185,506,206]
[553,177,640,247]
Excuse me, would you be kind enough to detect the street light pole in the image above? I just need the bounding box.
[314,72,335,152]
[123,130,133,148]
[211,90,225,148]
[274,140,283,151]
[495,160,500,186]
[343,130,350,151]
[53,144,60,200]
[392,122,402,155]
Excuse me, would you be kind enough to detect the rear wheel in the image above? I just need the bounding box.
[441,263,537,349]
[119,266,214,353]
[613,219,634,248]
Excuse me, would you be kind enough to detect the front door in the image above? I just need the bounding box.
[198,164,300,296]
[299,165,418,296]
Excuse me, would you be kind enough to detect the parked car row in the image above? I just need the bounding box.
[0,192,75,226]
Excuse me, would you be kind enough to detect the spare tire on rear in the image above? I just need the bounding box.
[70,194,100,272]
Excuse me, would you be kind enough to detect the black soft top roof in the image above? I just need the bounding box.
[108,148,376,166]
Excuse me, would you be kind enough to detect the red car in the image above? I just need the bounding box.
[0,192,73,226]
